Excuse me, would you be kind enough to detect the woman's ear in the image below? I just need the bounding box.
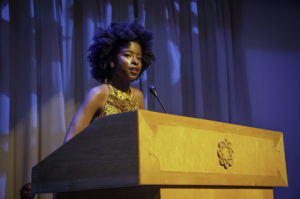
[110,61,115,68]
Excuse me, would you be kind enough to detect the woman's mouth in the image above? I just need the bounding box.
[130,68,139,76]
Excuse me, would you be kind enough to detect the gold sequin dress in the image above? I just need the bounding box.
[90,85,139,123]
[100,84,139,116]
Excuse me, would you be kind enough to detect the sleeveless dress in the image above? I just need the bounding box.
[90,84,139,122]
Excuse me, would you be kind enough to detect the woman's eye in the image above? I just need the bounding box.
[124,53,131,57]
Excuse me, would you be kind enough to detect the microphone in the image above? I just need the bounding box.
[149,85,167,113]
[149,85,158,97]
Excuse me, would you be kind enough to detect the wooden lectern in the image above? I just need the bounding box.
[32,110,288,199]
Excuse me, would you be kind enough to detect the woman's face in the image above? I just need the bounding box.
[113,41,142,81]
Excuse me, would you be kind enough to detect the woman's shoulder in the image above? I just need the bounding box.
[85,84,109,106]
[130,87,145,109]
[130,87,143,97]
[88,84,110,96]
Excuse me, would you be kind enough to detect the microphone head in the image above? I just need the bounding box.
[149,85,158,97]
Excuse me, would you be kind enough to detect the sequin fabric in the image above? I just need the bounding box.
[100,84,139,116]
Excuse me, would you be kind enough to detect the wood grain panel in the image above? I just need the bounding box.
[32,111,140,193]
[138,110,287,187]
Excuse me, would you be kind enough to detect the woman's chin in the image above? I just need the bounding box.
[129,73,140,81]
[130,76,139,82]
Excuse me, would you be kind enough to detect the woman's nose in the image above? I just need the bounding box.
[131,58,138,65]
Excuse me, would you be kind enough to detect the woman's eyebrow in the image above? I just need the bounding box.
[122,50,142,56]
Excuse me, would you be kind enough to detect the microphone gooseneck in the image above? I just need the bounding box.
[148,85,167,113]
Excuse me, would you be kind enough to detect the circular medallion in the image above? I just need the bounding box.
[217,138,234,169]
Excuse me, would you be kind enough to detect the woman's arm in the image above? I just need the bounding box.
[63,85,108,143]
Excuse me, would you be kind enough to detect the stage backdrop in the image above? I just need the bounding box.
[0,0,299,199]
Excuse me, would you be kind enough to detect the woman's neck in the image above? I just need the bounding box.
[111,77,130,93]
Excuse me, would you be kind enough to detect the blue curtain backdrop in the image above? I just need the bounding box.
[0,0,299,198]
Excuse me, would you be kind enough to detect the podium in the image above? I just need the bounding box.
[31,110,288,198]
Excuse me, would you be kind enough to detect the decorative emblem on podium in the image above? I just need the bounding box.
[217,138,233,169]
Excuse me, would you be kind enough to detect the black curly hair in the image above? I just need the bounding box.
[88,21,155,83]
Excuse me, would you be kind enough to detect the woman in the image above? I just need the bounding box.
[64,21,154,143]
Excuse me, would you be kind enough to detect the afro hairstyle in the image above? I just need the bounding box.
[88,21,155,83]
